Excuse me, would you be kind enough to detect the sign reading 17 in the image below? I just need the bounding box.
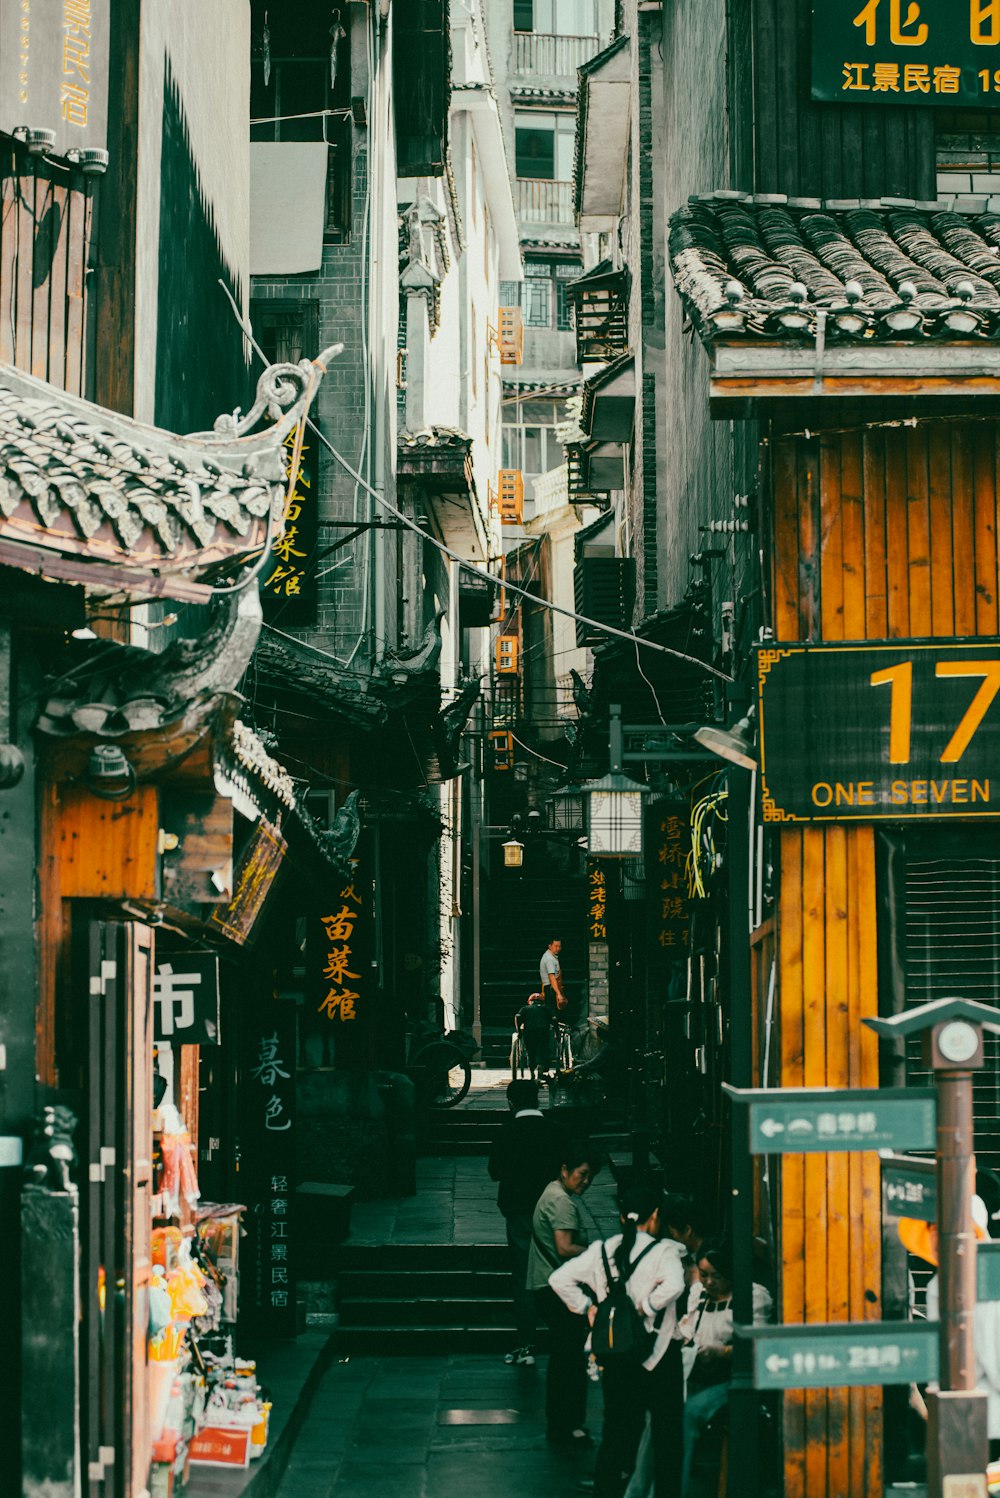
[871,660,1000,764]
[853,0,1000,46]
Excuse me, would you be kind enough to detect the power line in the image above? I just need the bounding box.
[219,283,734,686]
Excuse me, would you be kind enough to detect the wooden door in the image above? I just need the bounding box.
[84,919,154,1498]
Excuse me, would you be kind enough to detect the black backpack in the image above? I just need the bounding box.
[590,1239,659,1369]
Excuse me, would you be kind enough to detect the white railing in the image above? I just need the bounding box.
[531,464,570,518]
[512,32,601,77]
[516,178,575,225]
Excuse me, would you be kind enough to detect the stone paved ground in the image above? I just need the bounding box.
[276,1351,602,1498]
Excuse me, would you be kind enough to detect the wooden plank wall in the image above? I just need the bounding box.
[752,0,936,200]
[0,146,93,393]
[769,418,1000,1495]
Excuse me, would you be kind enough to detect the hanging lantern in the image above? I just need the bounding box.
[583,703,651,858]
[502,838,524,869]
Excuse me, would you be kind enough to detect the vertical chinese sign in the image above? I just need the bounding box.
[647,800,691,975]
[0,0,111,156]
[262,421,319,626]
[309,858,373,1066]
[587,860,608,944]
[244,1006,296,1336]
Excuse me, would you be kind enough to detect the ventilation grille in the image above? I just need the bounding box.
[904,856,1000,1167]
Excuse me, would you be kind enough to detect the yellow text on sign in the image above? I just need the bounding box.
[869,660,1000,764]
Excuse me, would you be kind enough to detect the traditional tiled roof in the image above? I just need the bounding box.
[0,350,338,600]
[669,192,1000,343]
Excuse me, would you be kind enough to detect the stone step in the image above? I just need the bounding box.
[339,1296,515,1329]
[334,1325,527,1354]
[335,1242,510,1272]
[339,1268,511,1299]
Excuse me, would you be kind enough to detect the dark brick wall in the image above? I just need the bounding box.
[252,138,388,664]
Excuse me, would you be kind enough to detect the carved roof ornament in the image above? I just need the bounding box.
[0,345,341,601]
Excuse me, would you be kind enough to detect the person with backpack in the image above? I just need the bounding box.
[549,1179,686,1497]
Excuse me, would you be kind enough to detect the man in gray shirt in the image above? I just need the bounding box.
[539,937,566,1013]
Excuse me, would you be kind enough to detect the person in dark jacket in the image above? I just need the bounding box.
[516,990,556,1080]
[488,1078,569,1366]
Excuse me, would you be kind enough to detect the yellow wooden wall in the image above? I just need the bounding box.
[769,418,1000,1496]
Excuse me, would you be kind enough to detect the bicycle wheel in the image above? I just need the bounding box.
[413,1041,471,1107]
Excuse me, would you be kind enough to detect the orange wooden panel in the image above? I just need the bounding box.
[46,177,69,389]
[824,826,850,1497]
[951,425,977,639]
[14,172,34,373]
[819,435,844,641]
[801,829,829,1496]
[66,180,89,395]
[884,430,910,639]
[798,439,821,640]
[862,431,888,639]
[780,831,806,1497]
[928,423,955,639]
[31,176,53,382]
[905,428,932,637]
[973,422,999,637]
[53,783,159,900]
[773,439,801,642]
[840,431,866,640]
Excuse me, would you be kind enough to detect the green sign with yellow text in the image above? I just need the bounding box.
[812,1,1000,108]
[757,642,1000,823]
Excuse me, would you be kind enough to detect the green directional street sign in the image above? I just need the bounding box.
[740,1321,938,1391]
[725,1085,937,1155]
[881,1154,936,1222]
[979,1243,1000,1303]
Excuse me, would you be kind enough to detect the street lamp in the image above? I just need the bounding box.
[693,708,757,769]
[583,704,651,858]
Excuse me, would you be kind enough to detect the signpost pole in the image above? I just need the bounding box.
[926,1066,987,1498]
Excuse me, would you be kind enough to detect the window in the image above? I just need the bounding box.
[500,258,579,331]
[514,0,596,33]
[514,110,575,180]
[502,397,566,479]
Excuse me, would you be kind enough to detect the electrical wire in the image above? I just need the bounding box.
[218,288,734,684]
[508,731,568,770]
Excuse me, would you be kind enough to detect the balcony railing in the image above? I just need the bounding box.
[512,31,600,77]
[516,178,575,225]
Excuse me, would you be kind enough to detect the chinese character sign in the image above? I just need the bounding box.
[317,864,364,1024]
[0,0,110,154]
[587,860,608,943]
[646,800,691,961]
[242,1005,296,1335]
[812,0,1000,106]
[152,953,221,1045]
[262,422,319,626]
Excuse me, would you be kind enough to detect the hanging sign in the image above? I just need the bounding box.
[741,1321,938,1390]
[152,953,221,1045]
[261,422,319,626]
[757,641,1000,823]
[0,0,110,156]
[646,800,691,958]
[812,1,1000,108]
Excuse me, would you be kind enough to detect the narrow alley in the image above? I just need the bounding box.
[276,1077,622,1498]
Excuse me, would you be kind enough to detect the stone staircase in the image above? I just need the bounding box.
[334,1242,516,1353]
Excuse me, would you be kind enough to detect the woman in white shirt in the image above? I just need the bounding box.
[677,1242,773,1498]
[549,1181,686,1497]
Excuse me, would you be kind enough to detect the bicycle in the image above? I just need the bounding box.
[553,1020,573,1071]
[406,1019,478,1108]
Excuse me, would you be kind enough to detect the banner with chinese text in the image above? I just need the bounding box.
[646,800,691,965]
[262,422,319,626]
[0,0,110,155]
[243,1003,296,1336]
[812,1,1000,107]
